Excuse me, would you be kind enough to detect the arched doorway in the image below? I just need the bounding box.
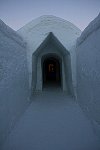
[42,56,61,88]
[32,32,74,95]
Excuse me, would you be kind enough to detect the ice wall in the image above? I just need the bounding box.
[76,13,100,137]
[17,15,81,95]
[0,20,29,146]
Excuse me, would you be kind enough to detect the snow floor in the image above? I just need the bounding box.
[1,90,100,150]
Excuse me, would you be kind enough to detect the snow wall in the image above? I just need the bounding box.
[76,13,100,137]
[0,20,29,146]
[17,15,81,96]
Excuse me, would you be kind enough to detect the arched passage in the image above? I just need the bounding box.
[42,56,61,89]
[32,32,74,95]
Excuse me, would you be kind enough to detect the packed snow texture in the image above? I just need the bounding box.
[76,13,100,137]
[77,13,100,45]
[0,13,100,149]
[1,92,100,150]
[0,20,29,146]
[17,15,81,52]
[0,19,25,47]
[17,15,81,91]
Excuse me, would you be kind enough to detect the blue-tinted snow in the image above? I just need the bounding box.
[0,20,29,146]
[1,91,100,150]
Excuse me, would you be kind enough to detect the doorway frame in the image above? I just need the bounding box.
[31,32,74,95]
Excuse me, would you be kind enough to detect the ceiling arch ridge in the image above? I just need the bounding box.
[33,31,70,57]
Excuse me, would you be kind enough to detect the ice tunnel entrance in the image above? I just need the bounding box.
[42,56,61,89]
[32,32,75,96]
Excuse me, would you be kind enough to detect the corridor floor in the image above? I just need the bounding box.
[1,91,100,150]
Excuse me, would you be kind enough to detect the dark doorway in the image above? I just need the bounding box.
[43,57,61,88]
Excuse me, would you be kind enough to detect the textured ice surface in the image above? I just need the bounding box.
[0,20,29,146]
[17,15,81,51]
[17,15,81,92]
[77,13,100,45]
[76,12,100,137]
[0,19,25,47]
[1,91,100,150]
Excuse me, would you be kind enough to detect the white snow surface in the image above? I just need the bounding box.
[76,12,100,137]
[77,13,100,45]
[17,15,81,92]
[17,15,81,51]
[0,19,25,47]
[1,14,100,149]
[0,20,29,146]
[1,91,100,150]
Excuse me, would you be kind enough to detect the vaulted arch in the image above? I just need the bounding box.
[32,32,74,95]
